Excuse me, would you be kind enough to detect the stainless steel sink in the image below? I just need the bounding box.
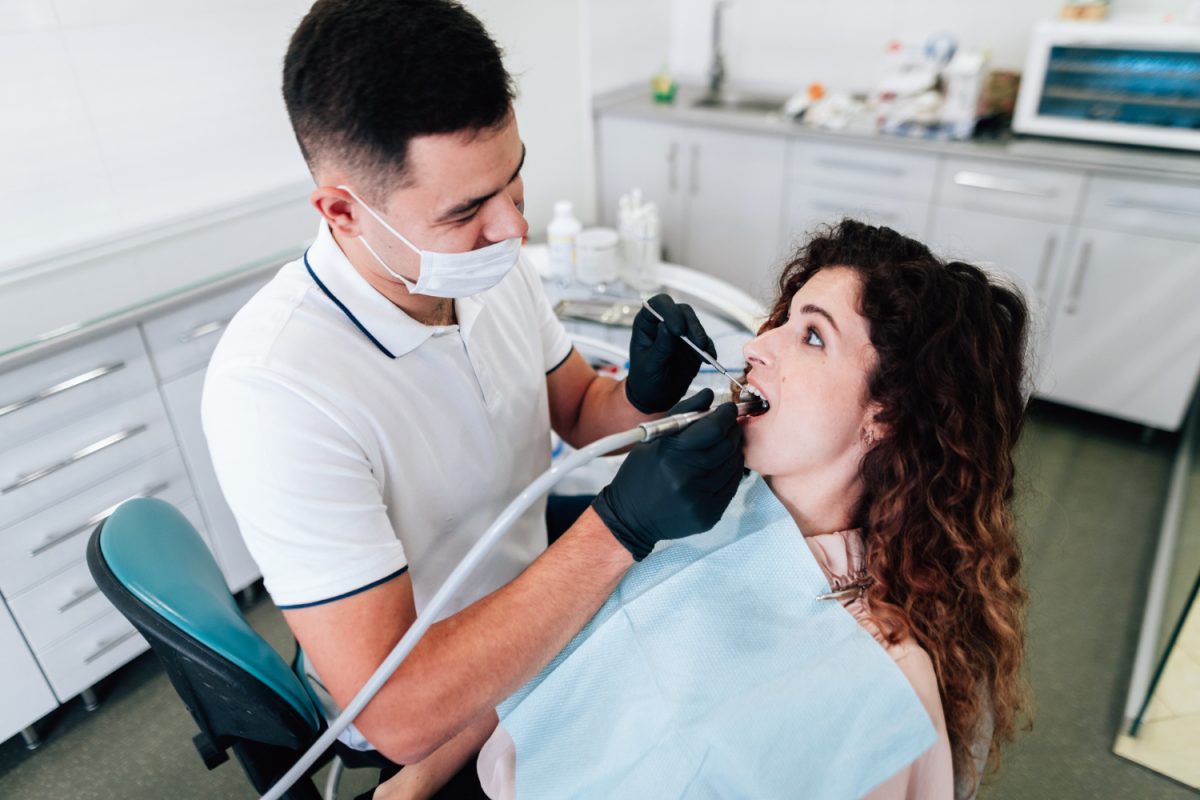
[692,95,786,114]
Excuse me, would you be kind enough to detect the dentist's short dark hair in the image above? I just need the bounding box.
[283,0,516,199]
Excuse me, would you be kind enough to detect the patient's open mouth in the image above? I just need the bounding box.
[736,394,769,417]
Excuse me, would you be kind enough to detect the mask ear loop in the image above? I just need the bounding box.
[336,184,423,287]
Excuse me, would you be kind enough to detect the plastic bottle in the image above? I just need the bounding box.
[630,203,661,292]
[547,201,582,286]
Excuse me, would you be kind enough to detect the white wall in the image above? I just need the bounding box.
[467,0,596,232]
[0,0,597,275]
[585,0,674,98]
[0,0,314,275]
[666,0,1191,95]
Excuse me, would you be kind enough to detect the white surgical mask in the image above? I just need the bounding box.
[338,185,521,299]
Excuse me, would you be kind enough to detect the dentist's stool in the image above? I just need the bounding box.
[86,496,398,799]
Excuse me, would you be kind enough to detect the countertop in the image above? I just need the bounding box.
[0,183,314,371]
[596,85,1200,182]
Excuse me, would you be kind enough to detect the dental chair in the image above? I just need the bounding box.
[86,496,398,799]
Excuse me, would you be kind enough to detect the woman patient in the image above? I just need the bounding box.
[390,220,1031,799]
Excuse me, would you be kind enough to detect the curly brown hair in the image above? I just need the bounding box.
[758,220,1031,786]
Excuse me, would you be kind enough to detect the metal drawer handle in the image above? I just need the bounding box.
[31,481,170,556]
[0,362,126,419]
[1035,235,1058,296]
[667,141,679,193]
[59,586,101,614]
[1065,241,1092,316]
[83,629,139,664]
[954,171,1057,198]
[816,157,905,177]
[178,319,229,344]
[689,143,700,196]
[2,424,149,495]
[1106,197,1200,217]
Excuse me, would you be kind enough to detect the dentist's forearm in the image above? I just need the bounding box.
[562,375,659,448]
[364,508,632,763]
[372,711,499,800]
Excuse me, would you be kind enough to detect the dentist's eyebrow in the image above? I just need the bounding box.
[800,303,840,334]
[438,142,526,221]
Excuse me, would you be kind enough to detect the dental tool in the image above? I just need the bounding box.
[640,300,767,407]
[260,394,762,800]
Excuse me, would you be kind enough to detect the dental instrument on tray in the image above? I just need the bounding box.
[260,392,763,800]
[640,300,767,407]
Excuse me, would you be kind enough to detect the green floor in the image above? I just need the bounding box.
[1,403,1196,799]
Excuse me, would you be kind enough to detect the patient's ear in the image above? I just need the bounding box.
[862,402,890,448]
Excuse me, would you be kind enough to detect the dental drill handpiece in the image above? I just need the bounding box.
[639,396,767,442]
[640,300,767,405]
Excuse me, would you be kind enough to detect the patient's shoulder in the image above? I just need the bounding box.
[886,638,944,725]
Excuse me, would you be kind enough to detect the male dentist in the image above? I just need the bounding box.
[202,0,744,796]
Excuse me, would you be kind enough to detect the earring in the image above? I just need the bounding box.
[862,429,876,447]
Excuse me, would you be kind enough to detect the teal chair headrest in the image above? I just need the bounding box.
[99,497,321,730]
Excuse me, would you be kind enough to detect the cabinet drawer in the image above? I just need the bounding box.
[9,561,114,651]
[0,601,58,743]
[0,449,195,598]
[790,141,938,202]
[0,391,176,529]
[785,183,929,247]
[8,500,204,652]
[0,327,155,451]
[36,609,148,702]
[1082,175,1200,243]
[141,278,267,382]
[937,157,1083,223]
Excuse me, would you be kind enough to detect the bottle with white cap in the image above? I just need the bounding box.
[547,200,582,286]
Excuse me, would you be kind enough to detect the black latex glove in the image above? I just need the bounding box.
[594,389,745,561]
[624,294,717,414]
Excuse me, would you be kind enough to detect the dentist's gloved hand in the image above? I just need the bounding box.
[624,294,717,414]
[594,389,745,561]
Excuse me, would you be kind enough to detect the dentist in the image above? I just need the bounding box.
[201,1,744,797]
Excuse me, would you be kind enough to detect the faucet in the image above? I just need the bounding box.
[707,0,729,100]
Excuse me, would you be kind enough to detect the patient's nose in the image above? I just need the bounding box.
[743,335,771,371]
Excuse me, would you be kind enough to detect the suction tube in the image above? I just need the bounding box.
[260,395,763,799]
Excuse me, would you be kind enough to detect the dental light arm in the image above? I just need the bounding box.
[260,397,764,800]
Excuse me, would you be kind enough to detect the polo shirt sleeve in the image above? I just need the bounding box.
[516,253,573,373]
[201,364,409,609]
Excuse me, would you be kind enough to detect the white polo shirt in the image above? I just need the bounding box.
[202,221,573,619]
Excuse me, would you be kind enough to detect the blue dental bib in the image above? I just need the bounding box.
[497,474,936,798]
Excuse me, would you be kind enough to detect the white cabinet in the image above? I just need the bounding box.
[679,127,787,302]
[785,182,931,248]
[782,140,937,260]
[1042,229,1200,430]
[0,269,269,745]
[0,600,57,745]
[927,156,1087,396]
[145,277,268,593]
[597,116,786,302]
[936,156,1083,223]
[928,207,1068,312]
[160,368,261,592]
[596,106,1200,430]
[596,116,688,264]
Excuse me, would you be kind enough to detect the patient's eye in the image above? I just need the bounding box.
[805,326,824,347]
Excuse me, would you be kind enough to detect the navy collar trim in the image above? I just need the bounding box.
[304,248,396,360]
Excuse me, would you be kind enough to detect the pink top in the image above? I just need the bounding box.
[478,530,957,800]
[805,529,955,800]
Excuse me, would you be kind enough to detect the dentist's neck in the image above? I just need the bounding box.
[331,226,456,327]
